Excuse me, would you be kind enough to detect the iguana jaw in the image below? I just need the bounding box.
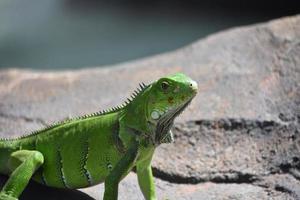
[154,98,193,144]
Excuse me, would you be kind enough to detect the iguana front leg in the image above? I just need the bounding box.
[136,161,156,200]
[103,141,139,200]
[0,150,44,200]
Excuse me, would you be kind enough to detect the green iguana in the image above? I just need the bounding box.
[0,73,197,200]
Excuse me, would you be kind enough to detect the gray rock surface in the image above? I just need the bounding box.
[0,15,299,199]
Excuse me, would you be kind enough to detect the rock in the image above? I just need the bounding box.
[0,173,291,200]
[0,15,299,199]
[154,120,299,182]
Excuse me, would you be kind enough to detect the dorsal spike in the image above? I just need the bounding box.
[139,83,144,89]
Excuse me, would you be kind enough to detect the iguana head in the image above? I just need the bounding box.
[122,73,197,145]
[145,73,197,143]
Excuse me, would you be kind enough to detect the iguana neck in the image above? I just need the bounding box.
[120,92,152,135]
[118,91,159,147]
[119,104,172,147]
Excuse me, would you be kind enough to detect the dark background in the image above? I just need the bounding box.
[0,0,299,69]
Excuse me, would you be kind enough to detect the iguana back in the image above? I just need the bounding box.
[0,112,124,189]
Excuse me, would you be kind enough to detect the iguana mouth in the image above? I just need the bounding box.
[155,99,192,143]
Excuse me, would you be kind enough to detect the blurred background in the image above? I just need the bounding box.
[0,0,299,70]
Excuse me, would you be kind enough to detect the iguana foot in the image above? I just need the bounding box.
[0,192,18,200]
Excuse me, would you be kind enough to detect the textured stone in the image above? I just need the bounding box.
[0,15,299,199]
[153,120,300,182]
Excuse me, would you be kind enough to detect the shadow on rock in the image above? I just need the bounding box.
[0,175,94,200]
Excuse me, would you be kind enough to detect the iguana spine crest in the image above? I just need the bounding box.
[0,82,148,141]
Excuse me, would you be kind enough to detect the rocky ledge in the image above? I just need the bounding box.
[0,15,299,199]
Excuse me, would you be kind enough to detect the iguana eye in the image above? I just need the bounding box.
[161,81,170,91]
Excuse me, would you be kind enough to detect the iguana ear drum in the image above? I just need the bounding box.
[151,109,166,120]
[151,110,160,120]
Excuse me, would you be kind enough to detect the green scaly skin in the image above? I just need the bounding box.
[0,73,197,200]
